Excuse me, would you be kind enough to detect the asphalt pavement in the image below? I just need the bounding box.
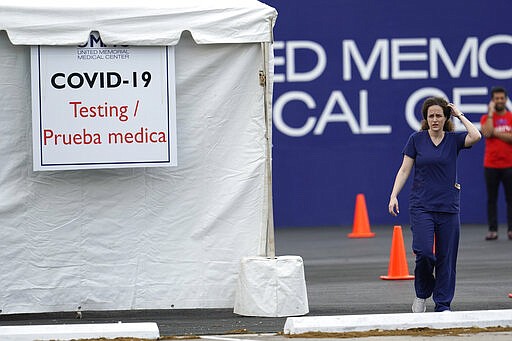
[1,224,511,338]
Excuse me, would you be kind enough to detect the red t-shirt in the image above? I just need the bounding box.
[480,111,512,168]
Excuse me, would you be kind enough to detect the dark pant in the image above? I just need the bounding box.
[410,210,460,312]
[484,167,512,232]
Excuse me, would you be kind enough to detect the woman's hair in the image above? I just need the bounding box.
[420,96,454,131]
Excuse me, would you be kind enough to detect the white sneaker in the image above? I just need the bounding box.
[412,297,426,313]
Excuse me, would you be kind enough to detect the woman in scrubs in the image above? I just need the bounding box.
[388,97,481,312]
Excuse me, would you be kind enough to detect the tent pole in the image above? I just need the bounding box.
[261,41,275,258]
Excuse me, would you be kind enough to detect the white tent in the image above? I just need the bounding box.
[0,0,277,314]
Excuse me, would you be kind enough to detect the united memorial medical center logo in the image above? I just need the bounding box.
[76,33,130,60]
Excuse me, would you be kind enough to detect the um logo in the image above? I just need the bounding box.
[78,32,105,48]
[77,31,127,48]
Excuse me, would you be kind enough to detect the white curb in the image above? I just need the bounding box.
[284,309,512,334]
[0,322,160,341]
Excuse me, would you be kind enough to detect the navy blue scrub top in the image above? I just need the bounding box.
[403,130,469,213]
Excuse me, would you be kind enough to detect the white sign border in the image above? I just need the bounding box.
[30,45,177,171]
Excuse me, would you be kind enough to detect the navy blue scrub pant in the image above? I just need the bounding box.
[410,209,460,312]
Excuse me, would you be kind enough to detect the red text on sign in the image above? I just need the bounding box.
[70,101,130,122]
[43,128,102,145]
[108,127,167,144]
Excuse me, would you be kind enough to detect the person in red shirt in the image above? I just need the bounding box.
[480,87,512,240]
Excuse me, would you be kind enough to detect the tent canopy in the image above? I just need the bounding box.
[0,0,277,45]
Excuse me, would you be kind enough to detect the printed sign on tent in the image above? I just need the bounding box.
[31,32,177,171]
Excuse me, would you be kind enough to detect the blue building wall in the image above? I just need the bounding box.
[263,0,512,227]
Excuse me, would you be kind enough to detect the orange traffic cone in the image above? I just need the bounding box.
[380,225,414,280]
[348,193,375,238]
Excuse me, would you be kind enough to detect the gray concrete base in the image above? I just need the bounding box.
[0,322,159,341]
[284,309,512,334]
